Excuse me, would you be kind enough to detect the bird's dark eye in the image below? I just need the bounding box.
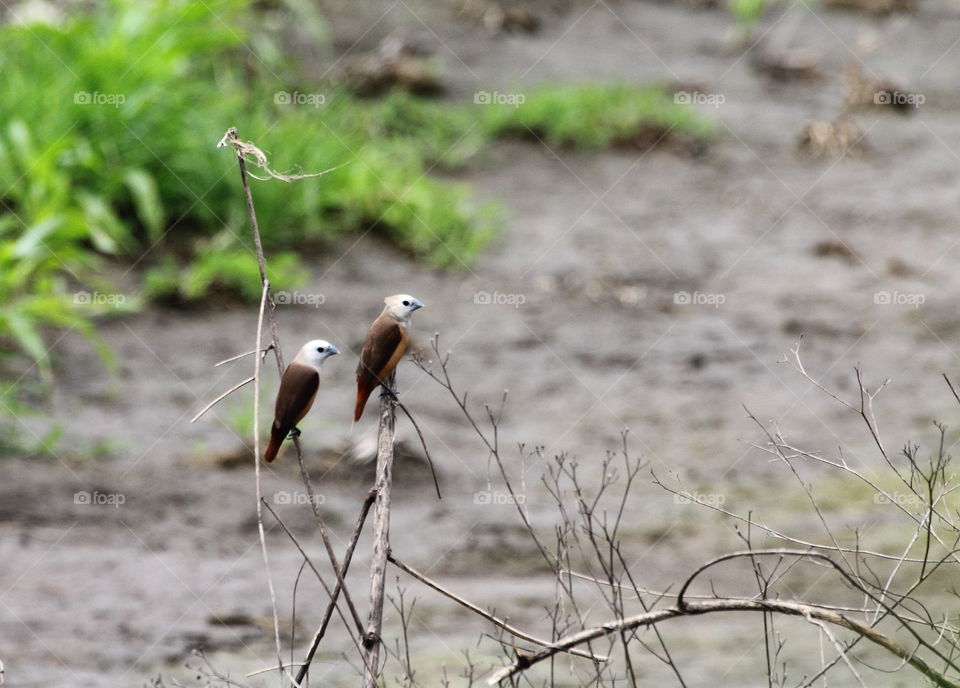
[317,347,325,353]
[402,300,410,307]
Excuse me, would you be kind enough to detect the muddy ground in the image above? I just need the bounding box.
[3,0,960,686]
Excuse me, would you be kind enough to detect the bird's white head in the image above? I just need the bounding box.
[297,339,340,368]
[383,294,424,322]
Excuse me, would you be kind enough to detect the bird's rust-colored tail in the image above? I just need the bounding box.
[263,426,284,463]
[354,383,373,422]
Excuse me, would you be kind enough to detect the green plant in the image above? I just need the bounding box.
[145,247,308,303]
[729,0,781,34]
[0,381,65,457]
[484,84,716,148]
[0,0,498,384]
[0,0,716,442]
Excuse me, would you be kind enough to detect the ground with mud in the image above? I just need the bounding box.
[3,0,960,686]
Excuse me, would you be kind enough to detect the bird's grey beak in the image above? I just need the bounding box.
[327,345,340,357]
[411,299,424,311]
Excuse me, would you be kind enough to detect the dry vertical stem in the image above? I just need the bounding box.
[218,127,284,372]
[217,126,365,682]
[251,280,292,682]
[363,372,398,687]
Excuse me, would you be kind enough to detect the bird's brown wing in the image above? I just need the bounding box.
[273,362,320,433]
[354,316,408,421]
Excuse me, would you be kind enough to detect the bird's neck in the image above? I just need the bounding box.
[292,354,323,371]
[382,310,411,327]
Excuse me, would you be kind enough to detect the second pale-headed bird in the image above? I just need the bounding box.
[354,294,423,421]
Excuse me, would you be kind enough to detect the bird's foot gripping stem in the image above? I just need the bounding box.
[287,427,302,440]
[378,383,399,401]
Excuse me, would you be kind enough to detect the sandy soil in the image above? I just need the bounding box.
[3,0,960,686]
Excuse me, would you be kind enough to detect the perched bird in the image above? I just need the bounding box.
[264,339,339,463]
[354,294,424,421]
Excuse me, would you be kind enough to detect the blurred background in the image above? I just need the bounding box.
[1,0,959,685]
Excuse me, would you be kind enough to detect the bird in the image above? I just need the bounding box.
[264,339,339,463]
[354,294,424,421]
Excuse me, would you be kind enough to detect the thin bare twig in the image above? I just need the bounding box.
[295,488,378,685]
[251,280,294,684]
[215,345,274,367]
[261,498,364,653]
[395,399,442,500]
[190,375,254,423]
[388,551,606,662]
[363,376,398,688]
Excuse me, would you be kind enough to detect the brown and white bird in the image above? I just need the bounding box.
[264,339,339,463]
[354,294,423,421]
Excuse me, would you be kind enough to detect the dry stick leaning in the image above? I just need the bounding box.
[388,551,606,663]
[394,398,442,500]
[261,498,366,653]
[217,125,366,670]
[362,372,398,688]
[294,488,378,685]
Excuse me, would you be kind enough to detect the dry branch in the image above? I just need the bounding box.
[394,398,442,500]
[261,498,364,653]
[486,598,960,687]
[190,375,254,423]
[251,280,292,682]
[215,126,367,685]
[388,551,607,663]
[295,488,378,685]
[362,373,398,687]
[214,345,273,367]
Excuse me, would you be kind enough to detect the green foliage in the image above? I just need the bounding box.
[0,185,114,382]
[0,0,716,440]
[729,0,780,31]
[361,91,488,166]
[0,381,65,457]
[0,0,498,385]
[484,84,716,148]
[145,248,308,303]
